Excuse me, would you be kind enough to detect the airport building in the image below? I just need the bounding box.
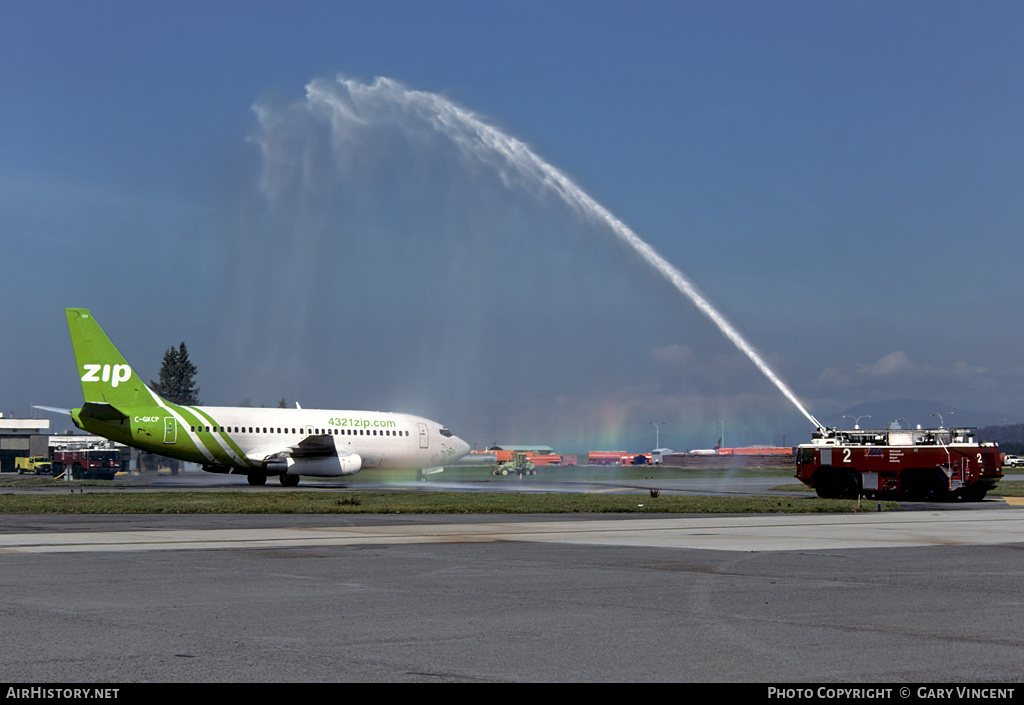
[0,415,135,474]
[0,415,51,473]
[487,444,556,454]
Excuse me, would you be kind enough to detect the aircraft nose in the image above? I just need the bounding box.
[453,435,471,461]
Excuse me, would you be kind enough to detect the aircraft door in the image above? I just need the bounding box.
[163,417,177,444]
[418,423,429,449]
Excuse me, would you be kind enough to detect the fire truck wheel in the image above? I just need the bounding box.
[837,473,860,500]
[922,476,948,502]
[900,471,948,502]
[899,474,920,501]
[813,470,836,499]
[961,486,988,502]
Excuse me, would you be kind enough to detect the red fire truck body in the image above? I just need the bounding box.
[795,427,1002,501]
[52,447,121,480]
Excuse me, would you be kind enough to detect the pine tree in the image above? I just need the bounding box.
[150,342,200,405]
[144,342,200,475]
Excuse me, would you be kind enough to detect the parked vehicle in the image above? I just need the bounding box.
[15,456,52,475]
[52,447,120,480]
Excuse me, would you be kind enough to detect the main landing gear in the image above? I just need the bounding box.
[246,472,299,487]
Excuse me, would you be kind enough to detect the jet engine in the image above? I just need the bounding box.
[282,453,363,477]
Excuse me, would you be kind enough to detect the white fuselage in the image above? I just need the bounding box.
[171,406,470,474]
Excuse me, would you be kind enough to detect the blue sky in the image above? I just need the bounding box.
[3,1,1023,452]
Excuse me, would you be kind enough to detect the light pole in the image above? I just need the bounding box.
[931,412,952,429]
[842,414,871,430]
[714,419,725,451]
[650,421,665,449]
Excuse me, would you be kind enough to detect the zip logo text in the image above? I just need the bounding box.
[81,364,132,388]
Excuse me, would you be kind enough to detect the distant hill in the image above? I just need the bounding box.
[977,423,1024,454]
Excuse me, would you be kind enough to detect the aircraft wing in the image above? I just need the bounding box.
[290,434,338,457]
[246,434,338,466]
[245,434,362,476]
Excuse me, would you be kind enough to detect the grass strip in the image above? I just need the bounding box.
[0,491,900,514]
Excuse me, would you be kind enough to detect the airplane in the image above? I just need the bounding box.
[62,308,471,486]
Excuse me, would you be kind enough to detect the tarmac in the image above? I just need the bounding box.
[3,506,1024,682]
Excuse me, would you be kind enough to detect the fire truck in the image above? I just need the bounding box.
[795,426,1002,501]
[51,447,121,480]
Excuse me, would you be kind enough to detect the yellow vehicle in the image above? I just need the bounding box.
[15,456,53,475]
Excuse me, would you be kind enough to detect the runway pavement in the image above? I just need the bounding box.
[3,508,1024,683]
[1,509,1022,554]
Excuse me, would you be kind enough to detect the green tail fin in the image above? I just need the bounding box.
[65,308,160,408]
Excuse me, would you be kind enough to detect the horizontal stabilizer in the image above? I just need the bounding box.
[79,402,129,423]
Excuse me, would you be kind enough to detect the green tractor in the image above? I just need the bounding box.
[492,451,537,477]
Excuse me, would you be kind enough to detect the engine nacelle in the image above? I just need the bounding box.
[282,453,363,477]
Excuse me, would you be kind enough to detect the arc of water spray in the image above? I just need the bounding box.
[557,180,825,433]
[293,76,826,432]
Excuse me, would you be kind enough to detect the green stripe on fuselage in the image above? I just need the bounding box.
[185,407,253,468]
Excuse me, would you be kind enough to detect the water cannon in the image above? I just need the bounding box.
[810,425,837,441]
[806,413,828,436]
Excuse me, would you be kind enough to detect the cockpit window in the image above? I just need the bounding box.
[439,427,453,438]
